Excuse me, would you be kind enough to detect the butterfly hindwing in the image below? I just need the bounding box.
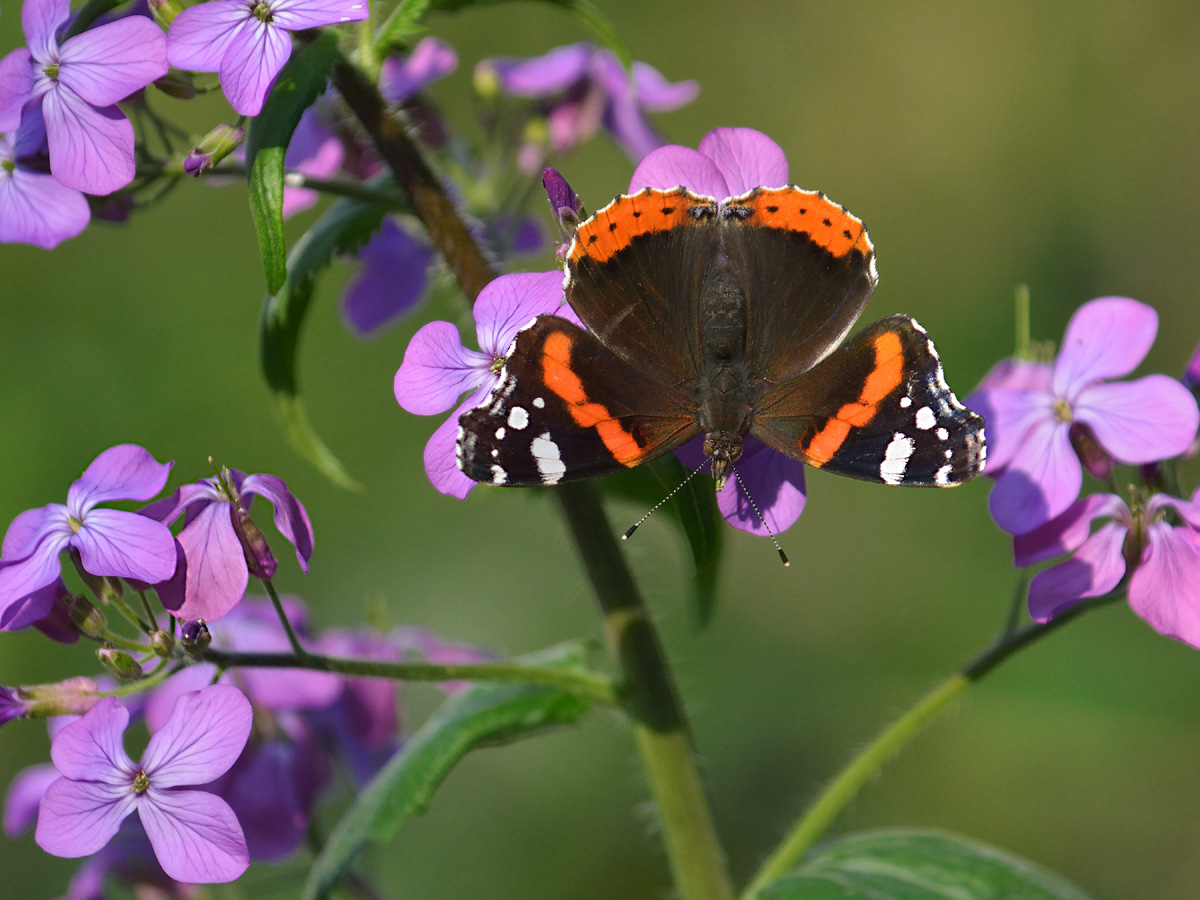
[751,315,986,486]
[457,316,701,486]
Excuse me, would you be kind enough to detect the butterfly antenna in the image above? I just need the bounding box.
[622,462,707,541]
[731,465,790,567]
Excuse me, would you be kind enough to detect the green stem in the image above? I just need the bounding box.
[93,661,181,699]
[136,162,407,207]
[98,629,147,653]
[556,482,733,900]
[261,577,309,659]
[1014,283,1031,358]
[742,588,1123,897]
[201,648,617,705]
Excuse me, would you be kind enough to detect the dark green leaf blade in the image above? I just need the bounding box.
[303,645,598,900]
[758,830,1097,900]
[245,30,345,293]
[260,196,391,490]
[605,455,724,627]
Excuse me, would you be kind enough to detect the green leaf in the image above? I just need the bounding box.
[374,0,435,59]
[605,455,724,627]
[245,31,345,294]
[757,830,1097,900]
[304,645,598,900]
[260,195,391,490]
[429,0,632,70]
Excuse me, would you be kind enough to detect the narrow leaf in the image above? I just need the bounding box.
[245,31,345,293]
[304,645,597,900]
[605,455,724,626]
[374,0,435,59]
[260,196,391,490]
[758,829,1097,900]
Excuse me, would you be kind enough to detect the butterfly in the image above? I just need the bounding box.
[455,185,985,495]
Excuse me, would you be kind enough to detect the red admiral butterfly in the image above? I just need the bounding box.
[455,185,986,494]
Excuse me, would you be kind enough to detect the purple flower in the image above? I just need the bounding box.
[139,469,313,621]
[281,106,343,219]
[167,0,369,116]
[36,685,252,883]
[5,763,58,835]
[1016,490,1200,647]
[0,105,90,248]
[393,270,579,497]
[1185,341,1200,393]
[477,43,698,166]
[58,820,198,900]
[341,219,435,338]
[380,36,457,105]
[0,0,168,194]
[0,445,176,627]
[967,298,1200,535]
[624,126,806,534]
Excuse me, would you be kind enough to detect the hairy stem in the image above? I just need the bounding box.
[742,588,1123,897]
[557,482,733,900]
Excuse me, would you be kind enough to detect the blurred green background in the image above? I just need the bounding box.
[3,1,1200,897]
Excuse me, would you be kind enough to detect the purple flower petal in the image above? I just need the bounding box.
[1014,493,1128,567]
[972,357,1054,393]
[218,20,292,117]
[68,444,174,512]
[58,18,168,107]
[172,502,248,622]
[1027,520,1128,622]
[318,629,402,744]
[0,527,71,623]
[138,481,218,527]
[486,43,591,95]
[73,509,177,583]
[1152,493,1200,532]
[602,86,666,162]
[380,36,457,105]
[989,417,1082,534]
[341,220,433,337]
[42,87,135,194]
[1128,521,1200,648]
[23,0,70,60]
[139,788,248,883]
[629,145,728,198]
[0,575,70,632]
[0,49,35,132]
[1052,297,1158,396]
[281,108,343,219]
[473,270,565,357]
[240,473,314,570]
[962,387,1052,475]
[632,60,699,111]
[0,164,91,249]
[2,504,61,559]
[50,697,135,782]
[678,436,806,534]
[270,0,369,30]
[1185,341,1200,391]
[167,0,250,71]
[141,686,252,787]
[212,739,314,860]
[225,603,342,709]
[36,777,137,858]
[1074,375,1199,463]
[4,763,59,836]
[394,320,490,415]
[697,128,788,196]
[425,390,490,498]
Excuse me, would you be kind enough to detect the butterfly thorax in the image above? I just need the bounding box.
[696,253,754,490]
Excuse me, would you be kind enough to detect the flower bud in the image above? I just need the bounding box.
[148,0,184,28]
[231,505,278,580]
[1068,422,1113,481]
[69,547,124,603]
[68,595,107,639]
[20,677,101,718]
[180,618,211,654]
[543,167,582,226]
[473,61,500,100]
[154,70,198,100]
[97,647,144,682]
[150,629,175,658]
[184,124,245,176]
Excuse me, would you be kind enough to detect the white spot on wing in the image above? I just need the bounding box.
[915,406,936,430]
[491,464,507,485]
[533,397,545,408]
[507,406,529,430]
[936,427,949,441]
[495,427,506,440]
[935,464,953,486]
[531,433,565,485]
[880,432,914,485]
[899,396,912,408]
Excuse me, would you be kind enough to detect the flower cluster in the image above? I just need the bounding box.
[968,298,1200,645]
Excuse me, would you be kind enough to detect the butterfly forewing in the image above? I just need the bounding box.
[566,188,720,385]
[457,316,701,486]
[752,315,986,486]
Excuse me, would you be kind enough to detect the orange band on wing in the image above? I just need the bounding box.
[726,187,874,260]
[804,330,905,466]
[540,331,644,466]
[569,188,715,265]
